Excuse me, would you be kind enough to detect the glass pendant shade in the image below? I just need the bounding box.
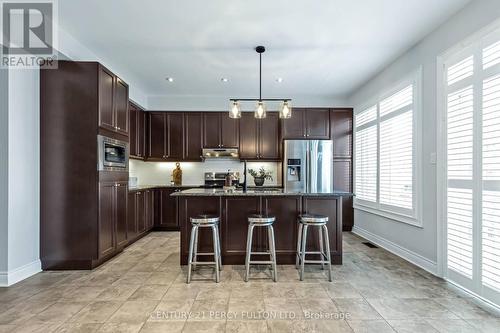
[229,101,241,119]
[254,101,267,119]
[279,100,292,119]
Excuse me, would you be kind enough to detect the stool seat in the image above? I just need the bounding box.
[190,214,220,224]
[248,214,276,224]
[299,214,328,224]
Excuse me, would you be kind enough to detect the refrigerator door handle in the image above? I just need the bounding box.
[306,146,311,193]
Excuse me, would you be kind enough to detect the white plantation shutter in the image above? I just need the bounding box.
[355,107,377,202]
[379,87,414,211]
[443,31,500,306]
[354,75,420,221]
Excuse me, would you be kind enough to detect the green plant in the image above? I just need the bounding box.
[248,167,273,181]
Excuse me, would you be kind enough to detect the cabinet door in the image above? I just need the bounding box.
[145,190,153,231]
[98,67,115,132]
[129,104,137,157]
[203,113,221,147]
[159,189,180,230]
[115,183,128,248]
[98,182,115,258]
[221,113,239,148]
[137,110,145,158]
[167,113,184,160]
[136,191,146,234]
[184,113,203,161]
[282,108,306,139]
[127,192,137,242]
[258,112,280,160]
[148,112,166,159]
[331,109,353,158]
[306,109,330,139]
[114,78,129,136]
[239,113,258,159]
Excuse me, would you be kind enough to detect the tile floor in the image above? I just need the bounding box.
[0,232,499,332]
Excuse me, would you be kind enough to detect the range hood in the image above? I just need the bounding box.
[202,148,239,160]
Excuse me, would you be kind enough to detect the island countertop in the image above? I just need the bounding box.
[171,188,353,197]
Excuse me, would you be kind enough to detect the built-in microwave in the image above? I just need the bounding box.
[98,135,129,171]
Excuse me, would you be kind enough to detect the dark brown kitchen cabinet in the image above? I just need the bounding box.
[331,108,354,231]
[239,112,280,160]
[184,113,203,161]
[98,65,129,137]
[203,112,239,148]
[129,102,146,159]
[98,180,128,259]
[136,191,146,234]
[127,192,138,242]
[282,108,330,139]
[154,188,181,230]
[147,112,184,161]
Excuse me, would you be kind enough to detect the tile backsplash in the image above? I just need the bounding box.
[129,159,282,186]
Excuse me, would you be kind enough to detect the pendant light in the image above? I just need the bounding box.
[229,46,291,119]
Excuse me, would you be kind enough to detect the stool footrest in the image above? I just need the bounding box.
[194,252,216,256]
[190,261,218,265]
[249,261,275,265]
[300,260,329,264]
[248,251,271,255]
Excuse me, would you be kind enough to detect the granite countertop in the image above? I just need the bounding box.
[171,188,353,197]
[128,184,201,192]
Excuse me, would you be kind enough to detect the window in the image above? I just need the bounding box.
[440,25,500,307]
[354,70,421,225]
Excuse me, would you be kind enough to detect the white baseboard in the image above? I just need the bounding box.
[352,225,438,276]
[0,260,41,287]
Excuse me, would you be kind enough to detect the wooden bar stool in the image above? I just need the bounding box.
[296,214,332,282]
[245,214,277,282]
[187,214,222,283]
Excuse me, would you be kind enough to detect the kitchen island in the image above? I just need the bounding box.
[172,188,352,265]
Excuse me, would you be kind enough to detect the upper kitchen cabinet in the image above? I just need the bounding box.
[282,108,330,139]
[129,102,146,159]
[203,112,239,148]
[239,112,280,160]
[330,108,353,158]
[184,112,203,161]
[98,65,129,137]
[147,112,184,161]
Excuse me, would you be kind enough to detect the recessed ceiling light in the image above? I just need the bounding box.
[276,77,283,83]
[166,77,174,82]
[221,78,229,82]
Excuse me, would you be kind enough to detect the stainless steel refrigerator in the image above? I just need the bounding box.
[283,140,333,193]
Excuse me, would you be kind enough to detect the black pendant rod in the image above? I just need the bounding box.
[259,52,262,100]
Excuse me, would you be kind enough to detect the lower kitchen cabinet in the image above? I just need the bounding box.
[98,180,129,260]
[154,187,194,231]
[128,189,155,243]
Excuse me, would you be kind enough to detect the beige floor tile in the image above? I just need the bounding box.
[334,298,382,320]
[68,301,123,324]
[0,325,16,333]
[309,320,354,333]
[225,320,268,333]
[321,282,363,299]
[96,284,141,301]
[150,299,194,321]
[188,298,228,321]
[261,283,295,299]
[35,301,89,323]
[387,319,439,333]
[424,319,477,333]
[162,284,202,300]
[228,298,266,320]
[97,322,144,333]
[298,298,339,319]
[466,318,500,333]
[139,321,185,333]
[434,297,497,319]
[347,319,395,333]
[52,323,102,333]
[293,283,331,299]
[264,298,304,320]
[8,322,62,333]
[365,298,418,320]
[182,320,226,332]
[128,285,169,301]
[107,301,159,324]
[113,272,153,285]
[144,272,178,285]
[267,320,309,333]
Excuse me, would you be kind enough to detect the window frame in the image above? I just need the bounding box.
[354,68,423,227]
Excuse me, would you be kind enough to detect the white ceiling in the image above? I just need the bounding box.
[59,0,471,101]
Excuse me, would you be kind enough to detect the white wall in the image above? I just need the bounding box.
[129,160,282,187]
[0,69,8,282]
[148,94,348,111]
[348,0,500,274]
[5,69,41,284]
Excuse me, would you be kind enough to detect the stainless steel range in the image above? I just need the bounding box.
[203,172,240,188]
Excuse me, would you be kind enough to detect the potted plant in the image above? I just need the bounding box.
[248,167,273,186]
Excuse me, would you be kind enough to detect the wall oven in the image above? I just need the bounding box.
[98,135,129,171]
